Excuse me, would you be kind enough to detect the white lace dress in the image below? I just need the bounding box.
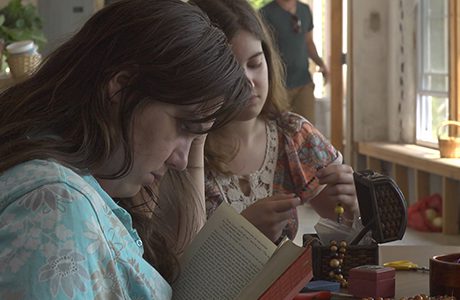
[205,112,340,240]
[208,120,279,214]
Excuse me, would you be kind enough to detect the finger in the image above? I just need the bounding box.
[271,209,296,223]
[265,193,298,202]
[272,197,301,213]
[318,173,354,186]
[324,183,356,196]
[317,165,354,182]
[328,194,358,213]
[269,220,289,242]
[322,184,357,204]
[256,194,298,207]
[317,164,353,178]
[316,165,338,179]
[330,195,357,207]
[252,196,299,217]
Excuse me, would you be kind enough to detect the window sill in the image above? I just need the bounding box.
[358,142,460,180]
[357,142,460,235]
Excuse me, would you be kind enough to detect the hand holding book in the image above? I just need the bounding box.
[172,203,313,300]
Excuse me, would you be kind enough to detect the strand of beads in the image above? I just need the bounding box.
[329,240,348,288]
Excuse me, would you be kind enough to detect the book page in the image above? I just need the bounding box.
[172,203,277,300]
[237,240,310,300]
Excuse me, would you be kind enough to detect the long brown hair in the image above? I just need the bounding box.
[0,0,250,282]
[193,0,290,173]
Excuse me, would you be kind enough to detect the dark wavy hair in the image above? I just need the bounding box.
[0,0,251,282]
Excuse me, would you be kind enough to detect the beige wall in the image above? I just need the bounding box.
[351,0,389,142]
[350,0,417,144]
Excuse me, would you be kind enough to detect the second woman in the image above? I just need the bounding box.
[194,0,359,243]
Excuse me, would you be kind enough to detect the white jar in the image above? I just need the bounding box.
[6,40,38,56]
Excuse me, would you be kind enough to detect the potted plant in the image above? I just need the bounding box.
[0,0,46,49]
[0,0,46,75]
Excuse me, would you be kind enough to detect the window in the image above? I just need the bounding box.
[416,0,449,145]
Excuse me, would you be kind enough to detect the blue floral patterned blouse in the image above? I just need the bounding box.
[0,159,172,300]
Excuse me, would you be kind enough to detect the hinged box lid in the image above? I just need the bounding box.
[353,170,407,244]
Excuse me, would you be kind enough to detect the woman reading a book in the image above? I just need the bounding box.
[0,0,251,299]
[194,0,360,243]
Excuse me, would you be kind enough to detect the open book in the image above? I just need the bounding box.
[172,203,313,300]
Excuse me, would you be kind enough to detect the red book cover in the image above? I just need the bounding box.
[258,246,313,300]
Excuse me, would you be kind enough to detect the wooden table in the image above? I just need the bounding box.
[379,244,460,298]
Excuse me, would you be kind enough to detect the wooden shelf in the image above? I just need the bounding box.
[358,142,460,235]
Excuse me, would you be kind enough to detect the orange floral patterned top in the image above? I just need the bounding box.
[205,112,340,241]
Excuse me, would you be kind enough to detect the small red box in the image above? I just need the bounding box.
[348,265,395,298]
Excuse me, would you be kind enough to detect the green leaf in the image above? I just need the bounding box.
[15,18,24,29]
[248,0,271,9]
[0,0,46,48]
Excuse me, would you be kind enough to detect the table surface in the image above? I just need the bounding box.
[379,244,460,298]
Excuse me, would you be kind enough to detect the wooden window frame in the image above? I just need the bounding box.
[417,0,450,147]
[449,0,460,123]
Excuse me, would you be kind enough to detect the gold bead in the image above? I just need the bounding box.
[339,241,348,248]
[329,259,340,268]
[335,203,345,215]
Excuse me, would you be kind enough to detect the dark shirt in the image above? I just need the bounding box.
[261,1,314,88]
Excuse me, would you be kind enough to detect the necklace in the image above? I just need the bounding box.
[328,240,348,288]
